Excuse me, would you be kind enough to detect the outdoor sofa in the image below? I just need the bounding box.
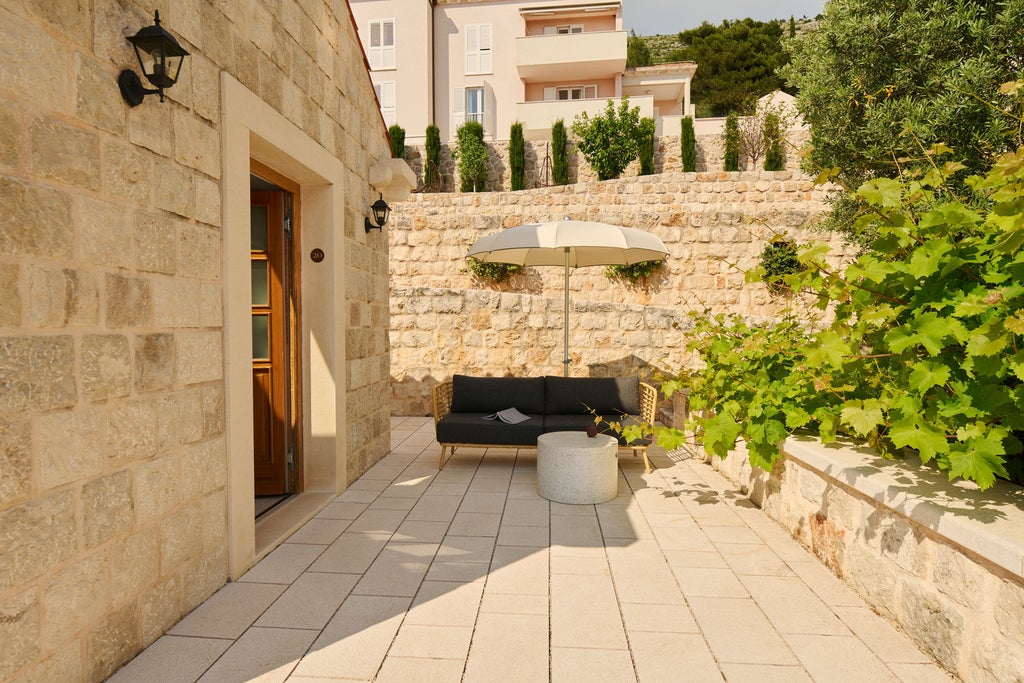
[432,374,658,472]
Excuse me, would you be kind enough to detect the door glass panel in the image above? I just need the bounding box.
[251,206,268,251]
[251,261,269,305]
[252,314,270,359]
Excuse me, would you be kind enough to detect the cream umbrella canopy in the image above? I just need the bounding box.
[467,218,669,376]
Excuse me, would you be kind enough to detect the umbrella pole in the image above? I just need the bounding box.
[563,247,570,377]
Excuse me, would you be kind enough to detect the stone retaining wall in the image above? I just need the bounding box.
[707,438,1024,683]
[401,129,809,192]
[388,170,851,415]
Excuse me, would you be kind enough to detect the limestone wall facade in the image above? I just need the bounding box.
[0,1,393,681]
[708,439,1024,683]
[388,170,852,415]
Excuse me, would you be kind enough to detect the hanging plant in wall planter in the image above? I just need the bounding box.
[605,259,664,285]
[466,257,522,284]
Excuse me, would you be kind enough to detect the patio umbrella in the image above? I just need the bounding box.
[467,218,669,376]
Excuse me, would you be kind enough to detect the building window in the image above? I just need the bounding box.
[554,85,598,100]
[368,19,395,70]
[544,24,584,35]
[465,87,484,124]
[465,24,492,74]
[374,81,396,126]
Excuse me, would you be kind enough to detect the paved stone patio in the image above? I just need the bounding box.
[110,417,954,682]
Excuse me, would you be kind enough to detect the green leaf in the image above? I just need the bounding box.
[702,413,743,458]
[947,430,1010,490]
[654,427,687,452]
[841,399,885,437]
[887,419,948,463]
[908,362,950,393]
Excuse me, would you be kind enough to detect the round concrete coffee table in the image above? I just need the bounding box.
[537,431,619,504]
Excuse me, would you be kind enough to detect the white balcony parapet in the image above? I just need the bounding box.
[516,30,627,82]
[516,95,654,140]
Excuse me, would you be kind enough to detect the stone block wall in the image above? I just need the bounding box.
[400,128,809,192]
[388,170,852,415]
[708,439,1024,683]
[0,1,392,681]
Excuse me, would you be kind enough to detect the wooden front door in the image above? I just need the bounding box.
[251,188,297,495]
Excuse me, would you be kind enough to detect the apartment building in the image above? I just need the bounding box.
[350,0,696,143]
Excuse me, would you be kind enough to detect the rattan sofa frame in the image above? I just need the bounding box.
[431,379,659,472]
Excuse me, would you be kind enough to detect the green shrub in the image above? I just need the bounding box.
[723,112,740,171]
[424,124,441,190]
[551,119,569,185]
[605,260,663,285]
[466,258,522,283]
[509,121,525,190]
[572,98,641,181]
[757,237,803,293]
[681,145,1024,489]
[455,121,487,192]
[680,116,696,172]
[637,118,656,176]
[388,124,405,159]
[763,112,783,171]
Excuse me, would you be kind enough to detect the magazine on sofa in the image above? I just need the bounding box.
[482,407,531,424]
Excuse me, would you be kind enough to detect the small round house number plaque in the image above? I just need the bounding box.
[310,248,325,263]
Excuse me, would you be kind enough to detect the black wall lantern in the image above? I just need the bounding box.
[365,193,391,233]
[118,10,190,107]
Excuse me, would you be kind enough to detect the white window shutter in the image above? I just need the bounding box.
[479,24,492,73]
[382,20,395,69]
[453,87,465,129]
[543,87,556,101]
[543,26,557,35]
[485,83,497,138]
[465,25,478,73]
[584,84,597,98]
[380,81,396,126]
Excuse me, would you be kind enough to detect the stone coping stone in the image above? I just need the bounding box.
[783,435,1024,580]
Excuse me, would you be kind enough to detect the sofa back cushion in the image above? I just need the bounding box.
[544,376,641,415]
[450,375,546,414]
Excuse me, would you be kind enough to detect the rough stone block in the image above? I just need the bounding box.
[107,397,158,464]
[173,110,221,178]
[7,646,81,683]
[899,579,964,672]
[29,115,99,190]
[200,282,222,326]
[82,470,134,548]
[844,542,898,620]
[0,7,67,111]
[127,94,173,158]
[0,588,40,681]
[181,438,226,501]
[134,210,178,274]
[0,419,31,506]
[995,577,1024,641]
[108,528,159,599]
[869,512,930,577]
[105,273,151,327]
[42,552,108,649]
[968,627,1024,683]
[150,276,201,327]
[74,53,124,135]
[180,546,227,613]
[156,389,204,450]
[80,334,131,400]
[933,543,990,608]
[141,574,181,647]
[176,330,224,384]
[0,177,73,258]
[79,195,133,268]
[153,158,195,217]
[161,503,203,572]
[133,333,176,393]
[178,224,222,280]
[0,100,19,168]
[102,139,151,205]
[0,262,17,326]
[25,264,99,327]
[87,601,140,683]
[134,453,182,523]
[35,406,106,490]
[194,174,222,226]
[0,491,75,590]
[200,490,227,550]
[200,382,225,438]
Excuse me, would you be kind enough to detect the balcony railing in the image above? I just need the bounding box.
[515,95,654,139]
[516,30,627,82]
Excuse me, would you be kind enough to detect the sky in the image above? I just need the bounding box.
[623,0,828,36]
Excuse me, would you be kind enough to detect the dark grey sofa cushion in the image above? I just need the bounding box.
[543,414,651,446]
[450,375,546,415]
[544,376,640,415]
[436,412,545,446]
